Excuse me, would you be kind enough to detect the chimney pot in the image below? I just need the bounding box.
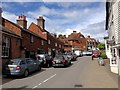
[17,15,27,29]
[73,31,76,33]
[37,16,45,29]
[88,36,90,38]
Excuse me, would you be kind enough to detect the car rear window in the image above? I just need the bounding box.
[8,59,20,65]
[54,56,63,61]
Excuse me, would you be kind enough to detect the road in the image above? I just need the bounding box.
[2,56,118,89]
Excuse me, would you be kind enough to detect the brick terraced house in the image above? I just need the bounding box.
[59,31,98,52]
[1,7,64,67]
[86,36,98,50]
[59,35,72,51]
[29,16,64,57]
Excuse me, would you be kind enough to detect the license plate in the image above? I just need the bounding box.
[9,68,13,70]
[56,60,60,63]
[55,64,58,66]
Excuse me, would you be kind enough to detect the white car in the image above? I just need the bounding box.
[86,50,93,56]
[74,50,83,57]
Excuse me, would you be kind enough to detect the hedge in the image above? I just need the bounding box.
[100,52,107,59]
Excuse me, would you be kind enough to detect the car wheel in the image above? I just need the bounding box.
[38,66,41,71]
[24,70,29,77]
[47,63,50,68]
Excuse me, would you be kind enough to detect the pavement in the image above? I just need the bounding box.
[103,58,118,85]
[1,56,118,89]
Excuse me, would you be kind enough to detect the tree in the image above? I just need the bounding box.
[97,43,105,50]
[58,34,62,38]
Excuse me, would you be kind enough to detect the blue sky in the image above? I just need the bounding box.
[2,1,107,42]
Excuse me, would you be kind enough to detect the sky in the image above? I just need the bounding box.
[1,1,107,42]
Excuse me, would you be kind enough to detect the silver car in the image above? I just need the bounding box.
[52,55,71,67]
[3,58,41,77]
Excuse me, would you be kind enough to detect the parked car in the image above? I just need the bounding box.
[3,58,41,77]
[36,54,53,67]
[52,55,71,67]
[70,53,77,61]
[82,50,87,56]
[64,53,73,61]
[86,50,93,56]
[74,50,83,57]
[92,50,100,60]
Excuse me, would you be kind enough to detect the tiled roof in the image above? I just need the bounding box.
[0,25,21,39]
[68,32,85,41]
[86,37,96,41]
[28,22,47,40]
[2,18,41,38]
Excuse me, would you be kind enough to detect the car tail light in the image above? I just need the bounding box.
[16,66,21,70]
[52,60,55,62]
[62,60,67,63]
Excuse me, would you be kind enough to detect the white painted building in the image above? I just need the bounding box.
[105,0,120,74]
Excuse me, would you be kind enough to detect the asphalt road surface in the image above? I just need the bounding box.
[2,56,118,89]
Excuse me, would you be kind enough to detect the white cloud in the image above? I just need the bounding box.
[2,0,43,2]
[2,11,17,23]
[2,2,106,42]
[2,11,36,28]
[80,21,107,42]
[43,0,105,2]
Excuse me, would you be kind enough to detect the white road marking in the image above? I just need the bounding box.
[43,74,56,83]
[39,83,42,85]
[32,85,38,89]
[0,85,2,90]
[32,74,56,89]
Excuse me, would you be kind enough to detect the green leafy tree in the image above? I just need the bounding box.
[58,34,62,38]
[97,43,105,50]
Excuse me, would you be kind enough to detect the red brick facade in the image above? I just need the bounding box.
[59,31,98,51]
[1,14,64,63]
[1,26,21,67]
[86,36,98,50]
[59,31,87,51]
[29,16,64,56]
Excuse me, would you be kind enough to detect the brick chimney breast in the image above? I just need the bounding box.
[17,15,27,29]
[73,31,76,33]
[37,16,45,29]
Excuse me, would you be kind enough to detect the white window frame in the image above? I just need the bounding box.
[30,35,34,43]
[55,43,57,47]
[59,44,61,48]
[48,40,50,44]
[2,37,10,57]
[41,40,44,45]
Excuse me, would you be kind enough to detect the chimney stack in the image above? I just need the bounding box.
[37,16,45,29]
[17,15,27,29]
[88,36,90,38]
[73,31,76,33]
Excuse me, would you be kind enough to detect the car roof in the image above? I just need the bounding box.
[11,58,33,61]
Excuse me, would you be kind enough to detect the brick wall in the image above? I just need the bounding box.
[2,33,21,67]
[21,31,48,54]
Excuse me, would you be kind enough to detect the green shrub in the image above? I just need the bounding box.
[100,52,107,59]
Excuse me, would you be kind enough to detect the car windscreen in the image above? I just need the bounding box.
[93,51,99,54]
[54,56,63,61]
[8,59,20,65]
